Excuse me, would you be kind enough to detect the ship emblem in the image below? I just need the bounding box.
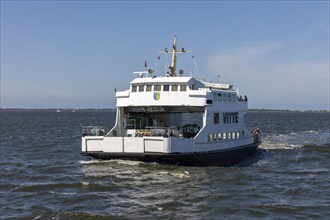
[153,92,160,101]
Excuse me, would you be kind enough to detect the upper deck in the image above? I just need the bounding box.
[116,76,247,111]
[116,76,206,107]
[115,36,247,111]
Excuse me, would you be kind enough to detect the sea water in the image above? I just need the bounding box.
[0,109,329,219]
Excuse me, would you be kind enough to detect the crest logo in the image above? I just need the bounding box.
[153,92,160,101]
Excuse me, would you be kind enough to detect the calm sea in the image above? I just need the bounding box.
[0,109,329,219]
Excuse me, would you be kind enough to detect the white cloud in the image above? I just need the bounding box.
[207,42,329,110]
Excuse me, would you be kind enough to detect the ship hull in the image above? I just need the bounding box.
[81,142,261,166]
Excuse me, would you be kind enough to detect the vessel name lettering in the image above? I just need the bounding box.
[223,112,239,124]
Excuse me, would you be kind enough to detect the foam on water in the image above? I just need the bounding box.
[49,191,77,195]
[79,159,144,166]
[260,129,330,150]
[79,160,113,165]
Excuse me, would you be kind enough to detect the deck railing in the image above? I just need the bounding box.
[82,126,108,137]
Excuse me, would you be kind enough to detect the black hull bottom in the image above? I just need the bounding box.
[81,142,261,166]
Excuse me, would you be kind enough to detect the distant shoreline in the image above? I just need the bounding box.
[0,108,329,113]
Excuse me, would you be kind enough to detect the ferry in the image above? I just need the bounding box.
[81,36,261,166]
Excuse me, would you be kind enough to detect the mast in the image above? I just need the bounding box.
[169,36,177,77]
[160,36,191,77]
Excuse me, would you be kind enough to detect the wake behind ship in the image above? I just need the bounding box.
[81,36,261,166]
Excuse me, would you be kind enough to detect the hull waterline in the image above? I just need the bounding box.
[81,142,261,166]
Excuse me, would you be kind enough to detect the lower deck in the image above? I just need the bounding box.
[81,141,261,166]
[82,132,260,154]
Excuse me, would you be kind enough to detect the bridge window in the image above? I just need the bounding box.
[154,85,161,91]
[171,85,178,91]
[218,93,222,102]
[163,85,170,91]
[232,94,236,102]
[213,93,217,101]
[146,85,152,92]
[132,85,137,92]
[180,85,187,91]
[227,94,231,102]
[223,93,227,102]
[138,85,144,92]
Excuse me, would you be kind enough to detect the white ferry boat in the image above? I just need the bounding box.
[81,37,261,166]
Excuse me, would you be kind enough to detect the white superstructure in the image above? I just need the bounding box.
[81,37,261,166]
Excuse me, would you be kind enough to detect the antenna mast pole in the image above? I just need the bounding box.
[160,36,191,77]
[169,36,177,77]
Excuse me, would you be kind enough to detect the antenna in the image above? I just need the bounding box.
[160,36,192,77]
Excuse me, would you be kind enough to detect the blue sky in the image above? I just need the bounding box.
[1,1,329,110]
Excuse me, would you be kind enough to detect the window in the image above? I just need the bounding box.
[223,132,227,140]
[242,130,245,137]
[163,85,170,91]
[232,94,236,102]
[146,85,152,92]
[132,85,137,92]
[180,85,187,91]
[228,132,232,139]
[223,93,227,102]
[213,134,217,141]
[171,85,178,91]
[206,100,213,104]
[227,94,231,102]
[154,85,161,91]
[232,132,236,139]
[214,113,219,124]
[208,134,212,142]
[138,85,144,92]
[218,93,222,102]
[218,133,222,140]
[213,93,217,101]
[236,131,240,139]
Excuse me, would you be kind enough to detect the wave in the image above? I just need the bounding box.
[79,160,114,165]
[49,191,77,195]
[260,129,330,150]
[79,159,143,166]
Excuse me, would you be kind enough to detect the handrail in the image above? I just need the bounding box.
[82,126,108,137]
